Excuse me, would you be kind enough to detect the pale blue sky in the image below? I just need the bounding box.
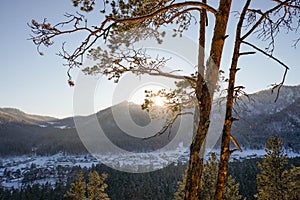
[0,0,299,118]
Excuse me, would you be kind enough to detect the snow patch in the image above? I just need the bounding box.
[47,121,58,125]
[38,124,47,128]
[54,125,68,129]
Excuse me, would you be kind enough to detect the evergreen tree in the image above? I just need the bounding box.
[87,171,110,200]
[53,180,67,200]
[199,153,219,200]
[174,153,243,200]
[255,136,300,200]
[65,170,110,200]
[174,168,187,200]
[287,165,300,199]
[65,171,87,200]
[223,175,243,200]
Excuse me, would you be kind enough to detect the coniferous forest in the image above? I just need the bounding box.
[1,137,300,200]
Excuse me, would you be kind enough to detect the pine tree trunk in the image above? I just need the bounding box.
[184,0,232,199]
[214,1,251,199]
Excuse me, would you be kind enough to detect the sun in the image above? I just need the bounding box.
[152,95,166,107]
[129,85,167,106]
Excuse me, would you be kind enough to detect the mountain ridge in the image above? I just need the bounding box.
[0,84,300,156]
[0,107,57,125]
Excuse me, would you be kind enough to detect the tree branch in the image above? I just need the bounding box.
[30,1,217,84]
[106,1,217,24]
[229,135,243,152]
[272,0,300,10]
[241,0,290,40]
[238,51,256,56]
[98,1,216,33]
[242,40,289,102]
[241,41,290,70]
[143,112,193,140]
[271,68,288,102]
[147,71,196,83]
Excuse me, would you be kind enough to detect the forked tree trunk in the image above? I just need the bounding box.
[213,1,251,199]
[184,0,233,199]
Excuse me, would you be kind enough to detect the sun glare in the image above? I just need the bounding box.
[129,85,167,107]
[153,96,166,107]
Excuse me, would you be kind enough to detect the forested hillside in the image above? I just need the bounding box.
[1,85,300,156]
[1,156,299,200]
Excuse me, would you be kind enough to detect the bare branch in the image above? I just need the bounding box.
[242,40,289,102]
[272,0,300,10]
[229,135,243,152]
[147,71,196,83]
[292,37,300,47]
[143,112,193,140]
[241,0,290,40]
[271,68,288,102]
[238,51,256,56]
[241,41,290,70]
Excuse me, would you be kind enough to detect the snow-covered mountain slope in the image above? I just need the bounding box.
[0,85,300,155]
[0,108,56,125]
[230,85,300,151]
